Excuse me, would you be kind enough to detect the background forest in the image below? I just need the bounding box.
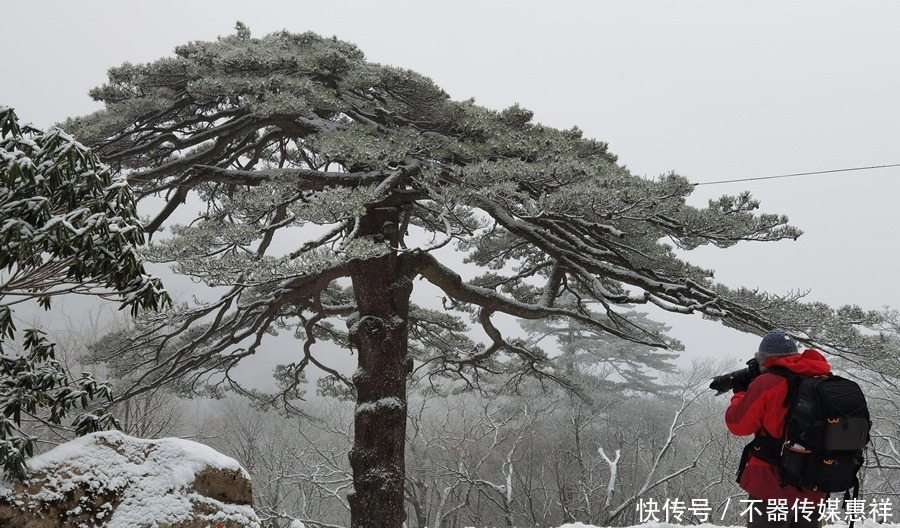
[15,308,899,528]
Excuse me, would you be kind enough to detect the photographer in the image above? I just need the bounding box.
[724,329,830,528]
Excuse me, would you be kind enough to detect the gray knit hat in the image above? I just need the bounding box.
[755,329,799,364]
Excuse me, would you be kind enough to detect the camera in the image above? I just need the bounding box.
[709,358,761,395]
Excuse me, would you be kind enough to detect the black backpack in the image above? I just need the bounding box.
[737,367,871,495]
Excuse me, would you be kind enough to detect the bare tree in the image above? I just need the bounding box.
[206,396,354,528]
[840,309,900,503]
[405,393,473,528]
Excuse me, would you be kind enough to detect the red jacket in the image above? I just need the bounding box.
[725,349,830,502]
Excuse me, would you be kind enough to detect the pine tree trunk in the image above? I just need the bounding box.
[347,207,413,528]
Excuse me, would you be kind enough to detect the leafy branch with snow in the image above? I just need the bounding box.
[0,106,169,480]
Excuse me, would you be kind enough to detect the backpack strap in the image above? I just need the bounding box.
[736,442,751,483]
[844,477,861,528]
[762,366,806,408]
[736,434,784,483]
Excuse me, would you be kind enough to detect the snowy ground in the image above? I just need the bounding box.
[559,523,900,528]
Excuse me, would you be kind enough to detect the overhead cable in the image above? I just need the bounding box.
[693,163,900,186]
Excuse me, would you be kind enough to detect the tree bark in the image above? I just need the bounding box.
[347,206,414,528]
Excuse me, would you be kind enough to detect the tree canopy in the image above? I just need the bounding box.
[65,25,889,528]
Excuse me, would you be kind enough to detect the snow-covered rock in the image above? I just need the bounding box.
[0,430,260,527]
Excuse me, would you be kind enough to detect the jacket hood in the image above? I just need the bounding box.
[763,348,831,376]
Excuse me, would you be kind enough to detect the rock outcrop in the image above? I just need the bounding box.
[0,430,260,527]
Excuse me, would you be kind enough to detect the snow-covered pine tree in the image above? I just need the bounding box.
[0,107,168,479]
[523,307,681,393]
[65,25,885,528]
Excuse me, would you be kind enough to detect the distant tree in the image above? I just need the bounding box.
[402,368,718,528]
[65,25,886,528]
[835,308,900,504]
[0,107,168,479]
[523,306,681,393]
[206,397,354,528]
